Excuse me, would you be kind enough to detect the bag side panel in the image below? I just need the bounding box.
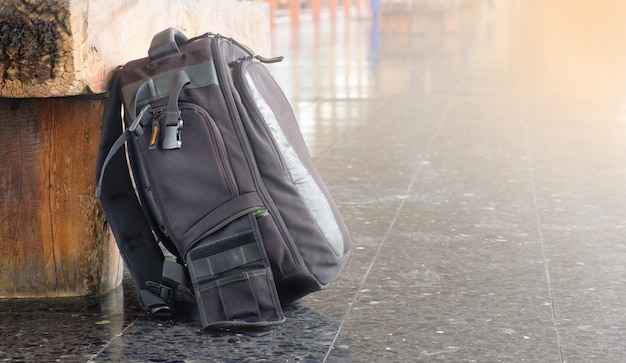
[235,60,350,286]
[212,38,321,302]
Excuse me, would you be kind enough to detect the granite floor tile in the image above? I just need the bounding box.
[4,1,626,362]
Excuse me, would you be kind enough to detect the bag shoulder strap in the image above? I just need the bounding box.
[95,69,193,318]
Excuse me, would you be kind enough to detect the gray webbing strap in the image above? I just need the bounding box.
[95,71,169,314]
[189,243,262,279]
[162,259,188,287]
[125,70,190,150]
[162,71,190,149]
[121,62,219,109]
[95,104,151,197]
[146,259,196,305]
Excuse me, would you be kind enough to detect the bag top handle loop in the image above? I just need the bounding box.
[149,28,189,61]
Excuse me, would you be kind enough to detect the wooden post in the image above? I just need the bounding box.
[0,0,270,298]
[0,98,122,297]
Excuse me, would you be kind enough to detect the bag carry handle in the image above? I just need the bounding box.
[149,27,189,61]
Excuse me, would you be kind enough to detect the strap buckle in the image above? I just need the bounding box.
[145,281,173,302]
[162,116,183,150]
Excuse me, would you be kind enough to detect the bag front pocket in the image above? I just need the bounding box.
[186,226,285,329]
[135,102,239,242]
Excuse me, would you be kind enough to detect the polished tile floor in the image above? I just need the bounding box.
[3,0,626,361]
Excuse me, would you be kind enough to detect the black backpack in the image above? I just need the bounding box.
[95,28,350,330]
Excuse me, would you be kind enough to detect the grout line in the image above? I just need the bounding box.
[86,317,140,363]
[518,92,565,362]
[322,76,465,362]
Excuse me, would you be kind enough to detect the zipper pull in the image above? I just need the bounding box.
[148,109,164,150]
[149,118,159,150]
[224,35,284,64]
[229,54,284,67]
[254,55,284,64]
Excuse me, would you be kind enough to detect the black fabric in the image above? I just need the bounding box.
[188,231,255,260]
[188,234,262,278]
[186,215,285,330]
[95,70,167,312]
[95,29,350,330]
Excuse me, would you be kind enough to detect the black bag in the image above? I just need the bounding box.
[95,28,350,330]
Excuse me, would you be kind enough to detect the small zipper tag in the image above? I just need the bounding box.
[254,55,284,64]
[229,55,284,68]
[149,118,159,150]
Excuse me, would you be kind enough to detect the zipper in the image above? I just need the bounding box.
[183,102,239,198]
[184,205,265,256]
[211,36,302,267]
[149,108,164,150]
[233,59,289,176]
[151,103,239,198]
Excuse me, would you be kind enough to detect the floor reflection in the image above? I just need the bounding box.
[0,284,129,362]
[4,1,626,361]
[271,0,626,157]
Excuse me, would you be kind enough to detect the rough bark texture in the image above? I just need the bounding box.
[0,0,271,97]
[0,0,78,97]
